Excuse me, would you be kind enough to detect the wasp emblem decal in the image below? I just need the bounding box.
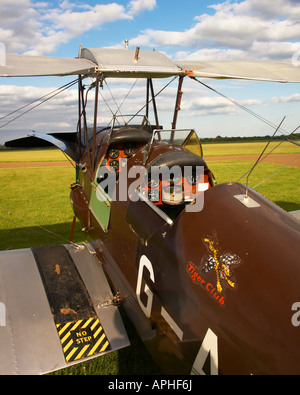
[187,234,242,306]
[202,237,241,293]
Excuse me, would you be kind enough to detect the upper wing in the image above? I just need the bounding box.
[0,243,129,375]
[80,47,181,78]
[176,60,300,83]
[1,48,300,82]
[0,54,97,77]
[0,48,181,79]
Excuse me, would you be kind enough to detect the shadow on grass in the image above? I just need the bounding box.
[275,201,300,212]
[116,307,161,375]
[0,222,86,250]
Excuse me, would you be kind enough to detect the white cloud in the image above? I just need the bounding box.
[1,0,300,142]
[2,0,299,61]
[0,1,131,55]
[0,84,79,143]
[0,0,159,56]
[0,80,151,143]
[43,3,130,38]
[0,1,43,54]
[181,94,262,117]
[129,0,300,61]
[127,0,157,16]
[221,0,300,21]
[272,93,300,103]
[175,48,246,61]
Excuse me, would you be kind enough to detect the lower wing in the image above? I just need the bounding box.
[0,243,129,375]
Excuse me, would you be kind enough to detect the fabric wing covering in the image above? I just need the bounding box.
[0,48,300,82]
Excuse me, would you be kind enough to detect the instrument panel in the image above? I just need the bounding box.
[104,142,138,172]
[145,169,211,206]
[99,141,213,207]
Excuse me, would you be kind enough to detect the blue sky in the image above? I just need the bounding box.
[1,0,300,143]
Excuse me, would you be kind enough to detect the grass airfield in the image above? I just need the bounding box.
[0,141,299,374]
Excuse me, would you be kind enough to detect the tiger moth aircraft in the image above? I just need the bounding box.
[0,46,300,375]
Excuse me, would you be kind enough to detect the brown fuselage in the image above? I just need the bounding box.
[71,127,300,374]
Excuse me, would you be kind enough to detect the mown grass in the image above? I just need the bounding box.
[202,140,300,156]
[0,143,299,375]
[1,140,299,162]
[208,160,300,212]
[0,147,69,162]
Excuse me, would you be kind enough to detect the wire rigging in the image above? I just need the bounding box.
[190,76,298,139]
[252,154,300,189]
[127,75,178,124]
[0,79,81,245]
[0,204,72,245]
[236,123,300,183]
[190,76,300,191]
[0,78,78,129]
[244,116,285,197]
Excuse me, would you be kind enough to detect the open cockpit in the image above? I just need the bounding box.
[89,117,216,229]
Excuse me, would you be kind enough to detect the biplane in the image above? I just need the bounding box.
[0,46,300,375]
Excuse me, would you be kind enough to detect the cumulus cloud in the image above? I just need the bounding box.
[127,0,157,16]
[181,94,262,117]
[0,79,151,143]
[0,83,79,143]
[0,0,156,55]
[130,0,300,61]
[1,0,299,142]
[2,0,299,61]
[272,93,300,103]
[43,3,130,38]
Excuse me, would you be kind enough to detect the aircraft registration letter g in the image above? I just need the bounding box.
[136,255,155,318]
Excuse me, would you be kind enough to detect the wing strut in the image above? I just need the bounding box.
[92,75,100,171]
[171,75,185,132]
[148,79,160,129]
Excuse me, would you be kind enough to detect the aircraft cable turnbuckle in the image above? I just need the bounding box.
[98,292,123,308]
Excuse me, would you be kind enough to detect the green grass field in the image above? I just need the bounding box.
[0,147,69,162]
[202,140,300,156]
[1,140,299,161]
[0,142,299,374]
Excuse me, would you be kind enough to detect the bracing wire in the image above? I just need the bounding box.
[244,116,285,197]
[0,78,81,245]
[0,80,78,122]
[100,78,139,127]
[190,77,299,139]
[127,75,178,124]
[190,76,300,191]
[252,154,300,189]
[0,78,78,129]
[0,204,72,245]
[236,123,300,183]
[98,76,177,127]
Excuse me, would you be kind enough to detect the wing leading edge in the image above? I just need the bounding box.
[1,48,300,82]
[0,243,129,375]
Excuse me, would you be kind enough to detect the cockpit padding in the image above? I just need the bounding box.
[109,128,152,145]
[148,150,207,169]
